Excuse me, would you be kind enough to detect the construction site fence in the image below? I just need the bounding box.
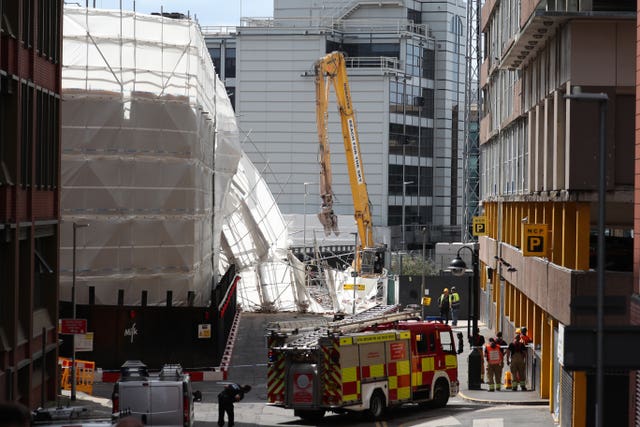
[59,357,95,395]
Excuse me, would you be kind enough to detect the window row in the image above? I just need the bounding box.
[388,205,432,227]
[389,123,434,157]
[390,80,434,119]
[207,46,236,79]
[480,119,528,197]
[0,80,59,189]
[388,164,433,197]
[0,0,61,62]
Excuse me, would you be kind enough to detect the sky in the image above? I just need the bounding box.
[86,0,274,26]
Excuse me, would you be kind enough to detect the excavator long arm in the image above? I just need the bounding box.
[314,52,375,268]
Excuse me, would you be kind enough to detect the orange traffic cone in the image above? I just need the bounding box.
[504,371,512,389]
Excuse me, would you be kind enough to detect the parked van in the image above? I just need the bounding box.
[112,360,198,427]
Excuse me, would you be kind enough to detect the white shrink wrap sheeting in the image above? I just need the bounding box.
[60,6,240,306]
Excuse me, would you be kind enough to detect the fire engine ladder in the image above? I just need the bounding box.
[283,305,420,348]
[328,304,420,334]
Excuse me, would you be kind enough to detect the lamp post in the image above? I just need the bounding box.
[401,180,414,252]
[564,87,608,427]
[303,182,313,261]
[421,227,427,319]
[71,222,89,401]
[448,244,480,390]
[350,231,358,314]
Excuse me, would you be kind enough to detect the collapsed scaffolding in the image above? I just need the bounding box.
[60,6,386,313]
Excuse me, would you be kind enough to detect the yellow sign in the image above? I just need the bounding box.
[472,216,487,236]
[421,296,431,306]
[523,224,548,256]
[198,324,212,339]
[343,283,366,291]
[354,332,397,344]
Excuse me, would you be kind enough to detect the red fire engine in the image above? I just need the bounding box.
[266,305,461,421]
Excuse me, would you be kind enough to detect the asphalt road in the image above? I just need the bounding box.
[92,311,557,426]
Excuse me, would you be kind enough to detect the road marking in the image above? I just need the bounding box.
[473,419,503,427]
[410,416,461,426]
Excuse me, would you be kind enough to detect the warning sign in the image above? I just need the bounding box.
[343,283,366,291]
[523,224,548,256]
[472,216,487,236]
[198,324,212,339]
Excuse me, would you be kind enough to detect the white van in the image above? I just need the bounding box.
[112,361,199,427]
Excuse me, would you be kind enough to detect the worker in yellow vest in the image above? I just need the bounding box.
[449,286,461,326]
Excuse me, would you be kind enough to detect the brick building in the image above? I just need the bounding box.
[0,1,63,406]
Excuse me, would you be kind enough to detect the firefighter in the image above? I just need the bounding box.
[520,326,533,345]
[218,383,251,427]
[438,288,451,324]
[506,329,527,391]
[449,286,461,326]
[484,337,504,391]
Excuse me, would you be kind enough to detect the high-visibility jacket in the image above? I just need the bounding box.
[450,292,460,308]
[485,343,503,365]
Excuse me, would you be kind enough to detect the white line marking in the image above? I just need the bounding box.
[473,419,504,427]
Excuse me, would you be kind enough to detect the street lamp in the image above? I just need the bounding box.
[303,182,314,261]
[71,222,89,401]
[448,243,480,390]
[351,231,358,314]
[564,87,608,427]
[401,180,414,251]
[421,227,427,319]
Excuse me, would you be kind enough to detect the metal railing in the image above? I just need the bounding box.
[344,56,401,71]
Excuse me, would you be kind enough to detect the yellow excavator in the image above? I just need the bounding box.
[314,51,383,275]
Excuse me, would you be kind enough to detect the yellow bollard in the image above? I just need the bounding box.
[504,370,512,389]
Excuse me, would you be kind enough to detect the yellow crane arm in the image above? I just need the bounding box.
[314,52,375,266]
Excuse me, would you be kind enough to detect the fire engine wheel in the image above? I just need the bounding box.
[368,390,386,420]
[294,409,325,421]
[431,379,450,408]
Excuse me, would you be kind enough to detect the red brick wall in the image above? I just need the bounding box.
[631,2,640,424]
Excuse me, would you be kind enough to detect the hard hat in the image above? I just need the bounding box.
[451,286,456,291]
[443,288,449,292]
[521,326,527,334]
[515,328,521,334]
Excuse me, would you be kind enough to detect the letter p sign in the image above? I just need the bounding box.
[523,224,548,257]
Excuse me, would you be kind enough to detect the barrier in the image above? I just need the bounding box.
[59,357,96,394]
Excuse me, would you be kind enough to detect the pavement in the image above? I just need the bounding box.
[451,319,549,406]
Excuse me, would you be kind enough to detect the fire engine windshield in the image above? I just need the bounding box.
[440,331,456,354]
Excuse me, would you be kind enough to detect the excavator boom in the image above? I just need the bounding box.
[314,52,376,269]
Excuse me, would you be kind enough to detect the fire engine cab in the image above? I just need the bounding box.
[266,305,461,421]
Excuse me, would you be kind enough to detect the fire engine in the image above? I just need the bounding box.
[266,305,461,421]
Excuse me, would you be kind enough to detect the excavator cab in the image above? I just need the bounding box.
[360,248,385,275]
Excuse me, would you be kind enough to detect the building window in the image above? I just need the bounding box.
[20,83,33,188]
[226,86,235,110]
[388,205,432,226]
[35,90,58,189]
[2,0,19,38]
[1,77,18,185]
[224,48,236,78]
[21,0,32,47]
[423,48,435,79]
[342,43,399,59]
[36,0,60,61]
[208,47,221,76]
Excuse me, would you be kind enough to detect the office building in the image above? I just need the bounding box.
[204,0,468,249]
[480,0,635,424]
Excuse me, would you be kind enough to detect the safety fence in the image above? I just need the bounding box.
[59,357,95,395]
